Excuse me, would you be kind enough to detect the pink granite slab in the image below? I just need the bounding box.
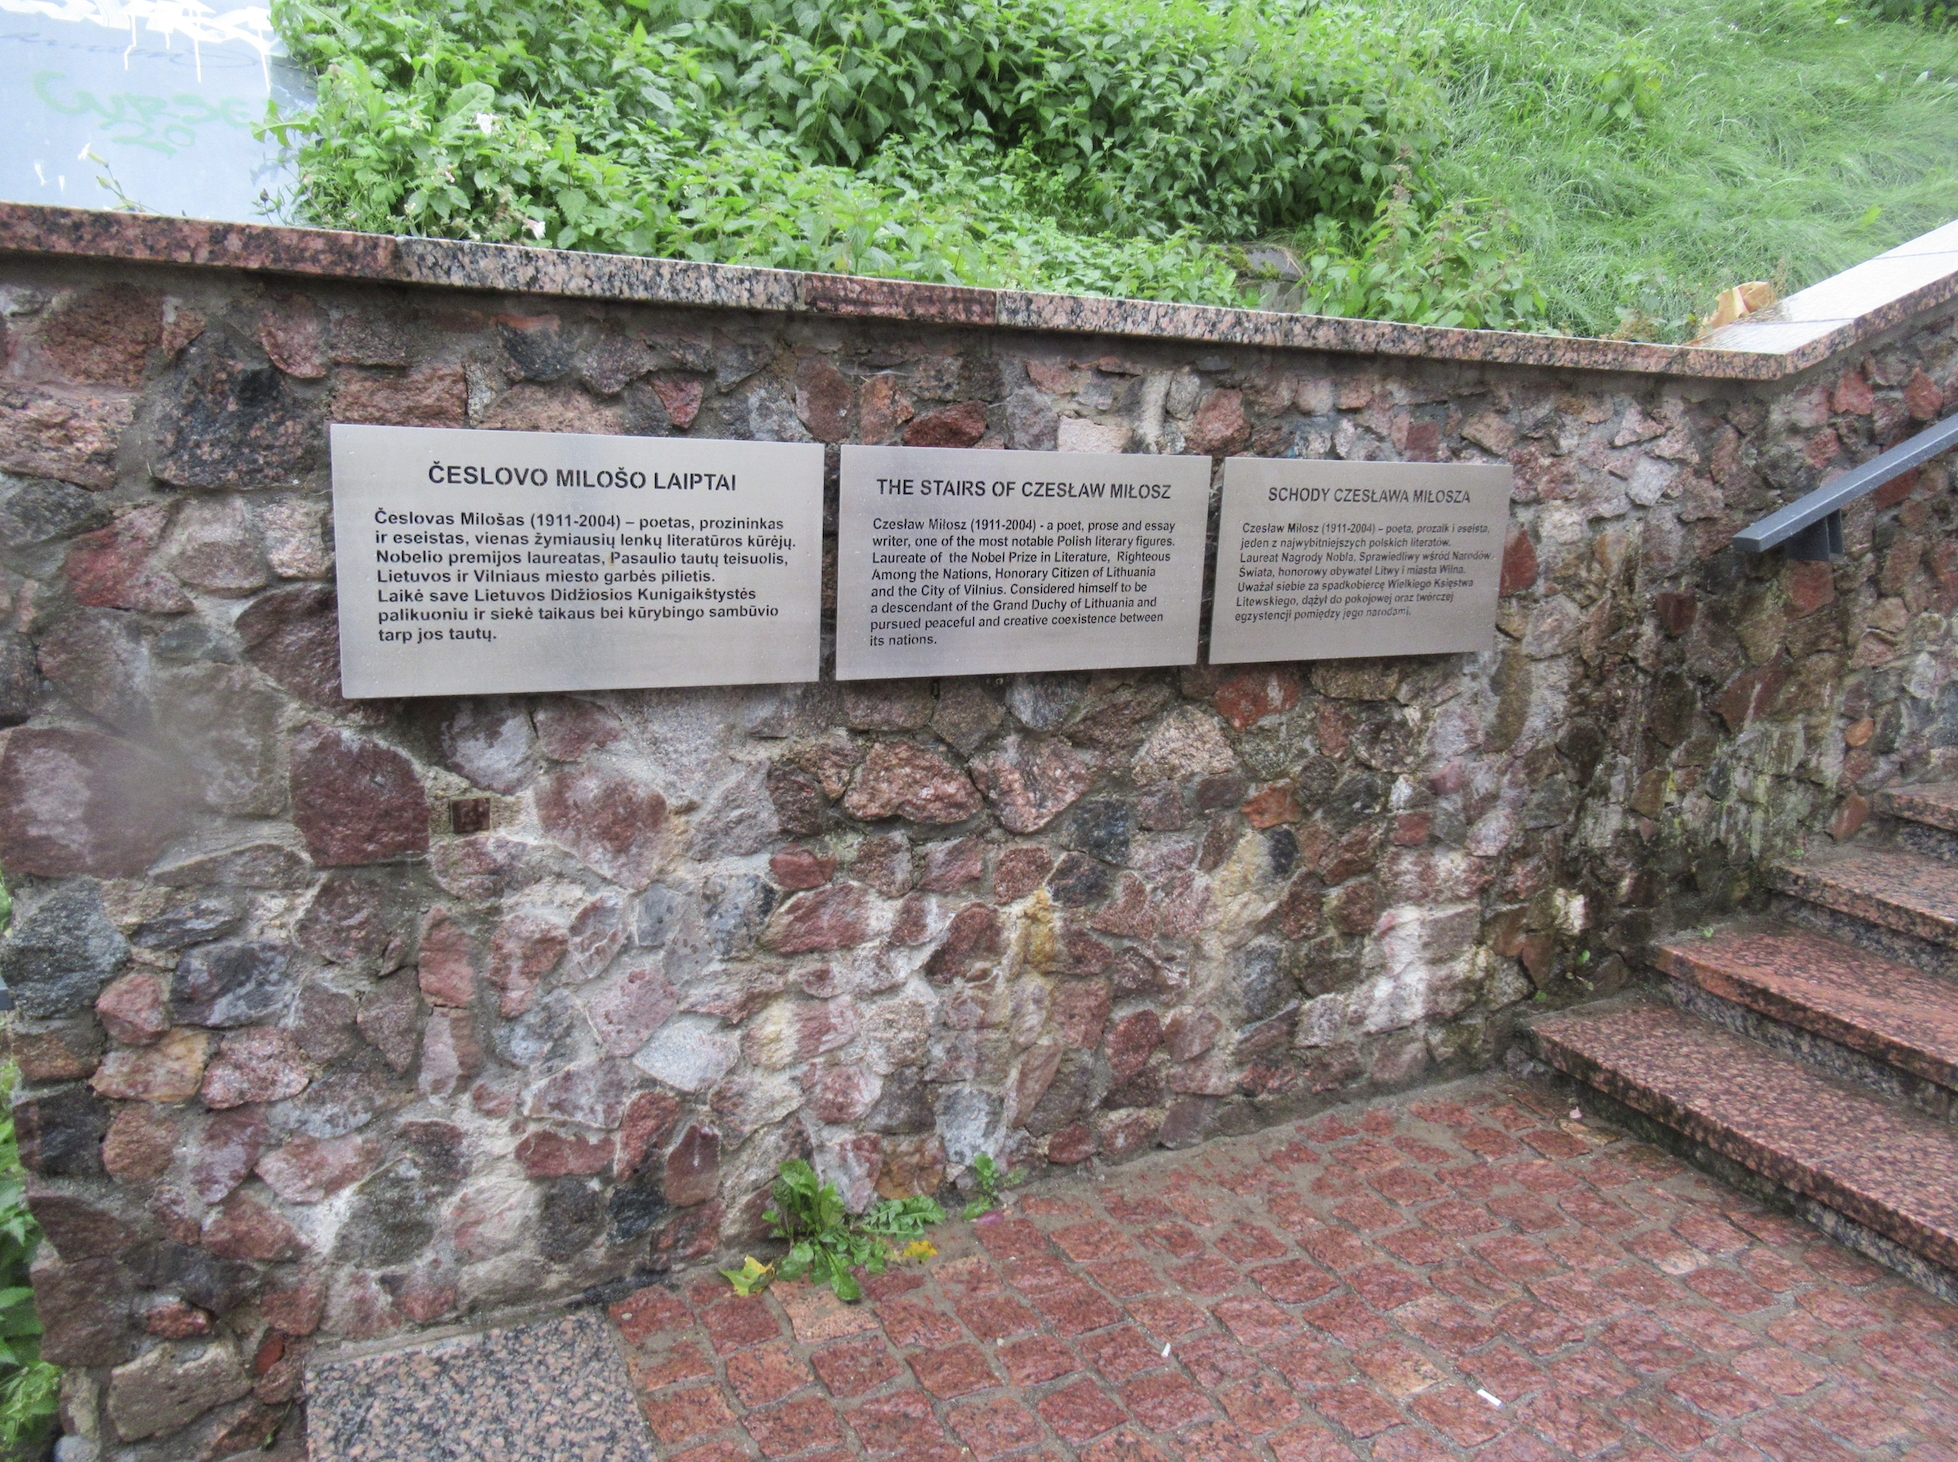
[1533,1001,1958,1271]
[1877,783,1958,836]
[1769,845,1958,948]
[1656,924,1958,1090]
[7,199,1949,381]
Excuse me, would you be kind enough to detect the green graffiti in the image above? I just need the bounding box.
[33,69,255,156]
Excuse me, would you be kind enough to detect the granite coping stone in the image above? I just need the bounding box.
[4,200,1955,380]
[305,1309,654,1462]
[1655,923,1958,1091]
[1768,844,1958,949]
[1534,1000,1958,1272]
[1877,781,1958,835]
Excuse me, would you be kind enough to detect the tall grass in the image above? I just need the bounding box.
[1381,0,1958,335]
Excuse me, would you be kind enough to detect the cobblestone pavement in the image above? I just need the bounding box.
[606,1074,1958,1461]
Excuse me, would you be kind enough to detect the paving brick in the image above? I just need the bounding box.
[1125,1294,1210,1340]
[811,1338,903,1397]
[1251,1259,1338,1305]
[1078,1326,1169,1383]
[957,1294,1040,1340]
[1213,1226,1287,1263]
[628,1340,716,1392]
[612,1287,692,1344]
[1354,1341,1445,1396]
[1081,1259,1160,1298]
[1664,1361,1771,1419]
[1211,1293,1299,1349]
[847,1390,947,1455]
[700,1299,784,1354]
[1310,1381,1404,1438]
[1519,1389,1624,1456]
[999,1335,1078,1386]
[1266,1336,1350,1390]
[947,1396,1047,1459]
[1409,1383,1509,1445]
[1052,1221,1136,1262]
[1368,1427,1458,1462]
[726,1342,813,1407]
[1215,1372,1304,1434]
[1172,1334,1259,1389]
[1165,1259,1238,1297]
[879,1300,965,1348]
[645,1384,739,1447]
[744,1395,846,1457]
[910,1342,1000,1398]
[1267,1424,1351,1461]
[1035,1379,1126,1443]
[561,1074,1958,1462]
[1034,1281,1123,1337]
[1120,1371,1216,1430]
[1078,1429,1173,1462]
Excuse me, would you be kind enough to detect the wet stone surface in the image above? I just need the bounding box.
[317,1072,1958,1462]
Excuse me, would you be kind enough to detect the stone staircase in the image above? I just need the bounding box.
[1529,783,1958,1296]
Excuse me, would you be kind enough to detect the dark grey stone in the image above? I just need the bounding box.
[269,1063,401,1139]
[539,1177,605,1262]
[1047,852,1112,907]
[1,881,129,1019]
[142,1243,262,1316]
[334,1163,439,1267]
[497,321,575,382]
[492,990,580,1071]
[1237,940,1296,1022]
[634,884,683,949]
[607,1173,670,1244]
[701,873,775,958]
[31,1254,133,1367]
[154,618,240,665]
[170,939,294,1027]
[1320,771,1388,833]
[1067,800,1134,867]
[1267,827,1299,880]
[1292,755,1340,812]
[14,1083,109,1176]
[0,474,111,548]
[1024,1053,1095,1136]
[865,1068,935,1135]
[0,632,40,725]
[134,894,245,951]
[1007,674,1085,731]
[153,344,325,489]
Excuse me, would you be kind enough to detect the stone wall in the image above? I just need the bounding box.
[1,231,1955,1460]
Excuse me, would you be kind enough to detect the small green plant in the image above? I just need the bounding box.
[0,1064,58,1459]
[732,1161,949,1302]
[962,1154,1026,1220]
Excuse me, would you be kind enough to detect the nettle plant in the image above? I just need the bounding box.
[264,0,1551,324]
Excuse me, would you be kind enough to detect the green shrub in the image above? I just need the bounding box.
[0,1063,58,1461]
[265,0,1547,320]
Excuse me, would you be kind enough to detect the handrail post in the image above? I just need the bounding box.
[1782,509,1844,562]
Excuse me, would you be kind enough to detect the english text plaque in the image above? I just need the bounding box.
[836,445,1211,680]
[331,424,824,697]
[1208,459,1511,664]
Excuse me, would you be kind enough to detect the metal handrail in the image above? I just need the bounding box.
[1735,412,1958,560]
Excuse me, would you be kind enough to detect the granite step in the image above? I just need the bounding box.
[1768,843,1958,948]
[1876,782,1958,864]
[1656,923,1958,1092]
[1877,781,1958,834]
[1531,1000,1958,1273]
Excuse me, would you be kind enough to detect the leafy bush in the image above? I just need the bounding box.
[1288,174,1549,331]
[266,0,1549,320]
[0,1063,58,1461]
